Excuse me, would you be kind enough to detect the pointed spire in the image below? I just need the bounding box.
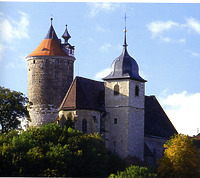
[123,13,128,48]
[62,24,71,44]
[44,18,58,40]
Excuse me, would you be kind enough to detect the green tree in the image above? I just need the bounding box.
[109,165,157,178]
[158,134,200,178]
[0,123,124,177]
[65,112,75,129]
[0,86,30,133]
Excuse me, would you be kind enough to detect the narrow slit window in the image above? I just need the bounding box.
[82,119,87,133]
[113,141,116,152]
[93,116,97,123]
[114,118,117,124]
[135,85,139,96]
[114,84,119,95]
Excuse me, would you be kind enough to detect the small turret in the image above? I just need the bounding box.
[61,24,75,57]
[62,24,71,43]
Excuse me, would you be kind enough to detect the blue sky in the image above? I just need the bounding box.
[1,2,200,136]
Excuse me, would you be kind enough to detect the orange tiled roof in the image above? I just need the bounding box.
[27,39,67,57]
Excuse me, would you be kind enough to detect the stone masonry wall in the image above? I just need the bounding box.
[104,79,145,160]
[59,109,101,134]
[144,136,168,163]
[27,56,75,127]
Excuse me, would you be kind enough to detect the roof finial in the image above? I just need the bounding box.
[123,11,128,48]
[50,17,53,25]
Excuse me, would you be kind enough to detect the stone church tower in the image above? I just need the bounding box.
[103,27,146,160]
[26,19,75,127]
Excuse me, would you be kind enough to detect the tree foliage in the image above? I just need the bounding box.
[0,123,124,177]
[109,165,157,178]
[0,86,29,133]
[158,134,200,178]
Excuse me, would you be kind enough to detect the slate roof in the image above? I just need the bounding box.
[62,25,71,43]
[27,24,68,58]
[44,24,59,40]
[145,96,178,138]
[59,76,105,112]
[103,30,146,82]
[60,77,177,139]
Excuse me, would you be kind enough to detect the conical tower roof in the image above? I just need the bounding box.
[27,19,67,58]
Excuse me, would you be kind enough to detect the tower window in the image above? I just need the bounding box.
[114,84,119,95]
[113,141,116,152]
[114,118,117,124]
[135,85,139,96]
[93,116,98,123]
[82,119,87,133]
[33,60,35,64]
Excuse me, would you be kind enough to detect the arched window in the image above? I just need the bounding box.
[135,85,139,96]
[114,84,119,95]
[82,119,87,133]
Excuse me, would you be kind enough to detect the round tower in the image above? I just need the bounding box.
[27,19,75,127]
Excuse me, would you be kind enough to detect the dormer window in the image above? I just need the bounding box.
[135,85,139,96]
[114,84,119,95]
[41,48,48,51]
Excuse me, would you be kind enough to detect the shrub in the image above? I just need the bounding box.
[109,165,157,178]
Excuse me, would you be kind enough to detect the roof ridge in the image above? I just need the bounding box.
[59,77,77,111]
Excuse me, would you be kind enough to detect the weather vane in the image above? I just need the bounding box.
[123,11,128,47]
[123,11,128,32]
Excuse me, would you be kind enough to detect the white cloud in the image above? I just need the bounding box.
[186,17,200,34]
[147,20,179,38]
[159,91,200,136]
[88,2,119,17]
[191,51,200,57]
[178,38,186,43]
[100,43,112,52]
[96,25,109,32]
[187,50,200,57]
[0,11,29,43]
[160,36,173,43]
[0,11,29,65]
[94,68,110,80]
[147,17,200,43]
[159,37,186,43]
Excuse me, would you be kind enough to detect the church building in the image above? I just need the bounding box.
[27,19,177,164]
